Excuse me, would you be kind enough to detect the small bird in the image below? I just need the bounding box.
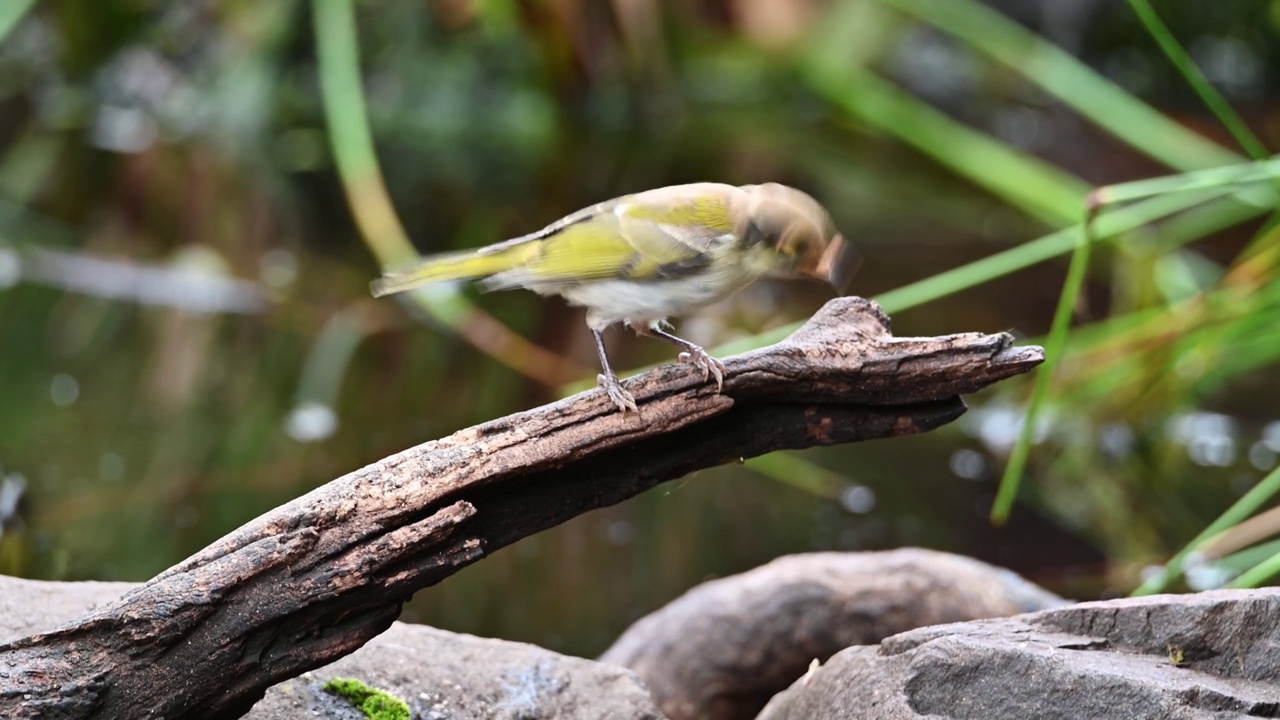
[371,182,860,412]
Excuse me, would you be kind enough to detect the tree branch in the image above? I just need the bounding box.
[0,298,1043,719]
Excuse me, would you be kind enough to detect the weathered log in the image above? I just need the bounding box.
[0,297,1042,719]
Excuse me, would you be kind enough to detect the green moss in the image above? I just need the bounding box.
[322,677,411,720]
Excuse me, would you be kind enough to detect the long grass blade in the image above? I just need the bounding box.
[1227,548,1280,589]
[313,0,417,265]
[990,202,1095,523]
[0,0,35,46]
[807,67,1087,225]
[1092,158,1280,206]
[1126,0,1269,161]
[1133,464,1280,595]
[745,453,849,499]
[871,186,1243,314]
[874,0,1240,171]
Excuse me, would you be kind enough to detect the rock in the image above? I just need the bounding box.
[599,549,1066,720]
[26,560,1276,719]
[247,623,663,720]
[0,576,136,644]
[759,588,1280,720]
[0,575,664,720]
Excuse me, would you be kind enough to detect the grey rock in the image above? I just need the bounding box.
[0,576,136,644]
[248,623,663,720]
[601,549,1066,720]
[759,588,1280,720]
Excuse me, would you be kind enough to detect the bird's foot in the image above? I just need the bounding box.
[597,372,638,413]
[677,345,727,393]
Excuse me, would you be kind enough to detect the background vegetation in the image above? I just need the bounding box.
[2,0,1279,656]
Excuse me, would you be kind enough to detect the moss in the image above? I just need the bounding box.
[322,677,412,720]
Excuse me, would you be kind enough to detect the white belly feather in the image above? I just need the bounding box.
[556,265,757,330]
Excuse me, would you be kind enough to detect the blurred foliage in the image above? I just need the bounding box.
[2,0,1280,656]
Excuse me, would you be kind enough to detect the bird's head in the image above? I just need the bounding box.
[731,183,862,293]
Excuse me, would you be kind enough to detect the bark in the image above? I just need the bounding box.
[0,297,1042,720]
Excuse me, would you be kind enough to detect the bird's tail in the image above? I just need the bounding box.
[370,244,533,297]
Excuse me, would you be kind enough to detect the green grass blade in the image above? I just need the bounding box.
[1214,537,1280,576]
[990,212,1094,523]
[872,186,1238,314]
[1093,158,1280,206]
[0,0,35,45]
[1133,464,1280,595]
[1126,0,1269,161]
[312,0,417,266]
[1227,548,1280,589]
[807,67,1087,225]
[745,453,849,499]
[874,0,1241,170]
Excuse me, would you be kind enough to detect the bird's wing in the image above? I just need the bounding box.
[477,196,629,256]
[612,193,736,280]
[489,191,735,287]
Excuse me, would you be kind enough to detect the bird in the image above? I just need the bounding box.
[371,182,860,412]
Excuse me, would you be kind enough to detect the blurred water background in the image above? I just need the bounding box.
[2,0,1280,657]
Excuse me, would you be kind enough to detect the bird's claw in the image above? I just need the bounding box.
[597,373,639,413]
[677,346,726,393]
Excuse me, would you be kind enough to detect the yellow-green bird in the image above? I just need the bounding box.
[371,182,860,412]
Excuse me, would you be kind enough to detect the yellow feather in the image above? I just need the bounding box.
[621,195,733,233]
[369,244,537,296]
[516,220,637,281]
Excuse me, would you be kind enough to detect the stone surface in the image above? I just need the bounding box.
[247,624,663,720]
[0,576,136,644]
[16,563,1278,720]
[758,588,1280,720]
[600,549,1067,720]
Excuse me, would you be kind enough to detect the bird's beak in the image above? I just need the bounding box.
[806,234,862,294]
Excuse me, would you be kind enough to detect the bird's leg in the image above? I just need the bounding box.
[592,329,638,413]
[635,325,726,392]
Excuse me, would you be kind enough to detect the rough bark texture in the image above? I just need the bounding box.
[758,589,1280,720]
[0,298,1042,719]
[599,549,1068,720]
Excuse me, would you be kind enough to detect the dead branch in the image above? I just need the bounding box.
[0,298,1042,720]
